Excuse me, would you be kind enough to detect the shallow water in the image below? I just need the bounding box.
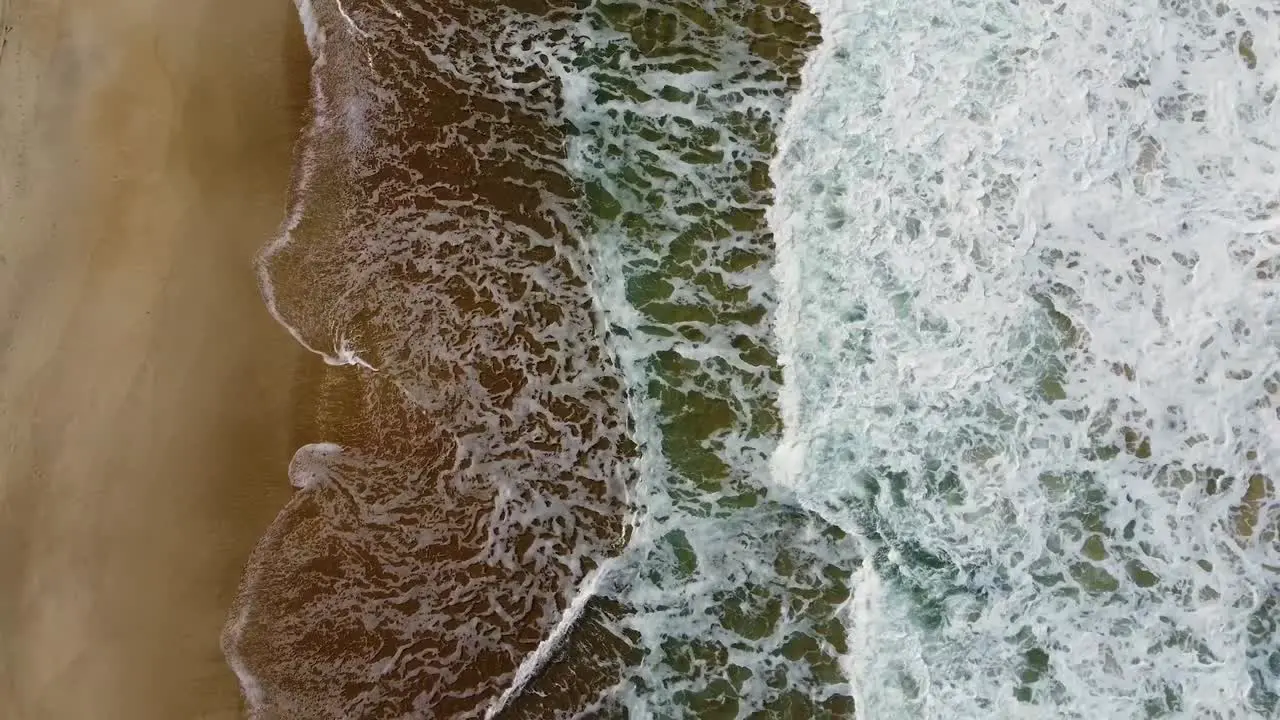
[228,0,1280,716]
[227,1,634,716]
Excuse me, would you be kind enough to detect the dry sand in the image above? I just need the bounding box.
[0,0,310,717]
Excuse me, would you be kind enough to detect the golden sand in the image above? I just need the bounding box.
[0,0,310,717]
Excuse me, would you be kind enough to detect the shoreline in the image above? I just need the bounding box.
[0,0,310,717]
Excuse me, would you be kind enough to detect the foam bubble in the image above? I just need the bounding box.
[287,442,344,490]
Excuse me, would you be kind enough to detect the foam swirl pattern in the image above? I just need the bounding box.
[771,0,1280,717]
[225,1,634,717]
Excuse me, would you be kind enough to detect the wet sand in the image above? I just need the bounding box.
[0,0,310,717]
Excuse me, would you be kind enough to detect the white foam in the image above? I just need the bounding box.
[288,442,344,490]
[553,4,860,714]
[484,563,614,719]
[259,0,377,371]
[772,0,1279,716]
[222,601,269,715]
[258,1,334,365]
[293,0,325,60]
[228,3,643,716]
[324,339,376,369]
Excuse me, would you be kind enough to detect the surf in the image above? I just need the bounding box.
[771,0,1280,716]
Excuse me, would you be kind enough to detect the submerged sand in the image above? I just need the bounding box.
[0,0,309,717]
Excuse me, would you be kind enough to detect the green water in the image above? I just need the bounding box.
[501,1,863,716]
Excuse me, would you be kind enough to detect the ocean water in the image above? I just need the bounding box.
[227,0,636,716]
[772,0,1280,717]
[226,0,1279,717]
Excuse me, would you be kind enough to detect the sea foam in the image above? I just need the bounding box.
[772,0,1279,716]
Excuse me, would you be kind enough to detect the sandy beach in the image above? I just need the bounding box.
[0,0,309,717]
